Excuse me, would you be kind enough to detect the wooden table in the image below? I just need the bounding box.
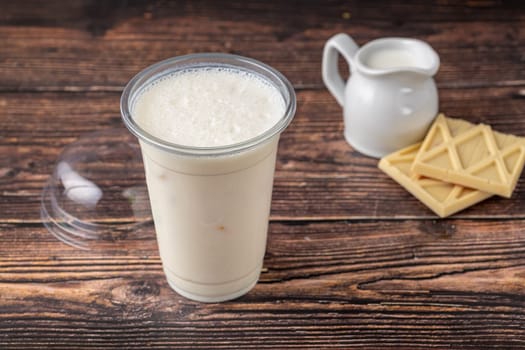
[2,1,525,348]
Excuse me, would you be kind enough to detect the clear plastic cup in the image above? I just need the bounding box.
[120,53,296,302]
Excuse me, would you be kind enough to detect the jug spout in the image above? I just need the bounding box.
[355,38,440,77]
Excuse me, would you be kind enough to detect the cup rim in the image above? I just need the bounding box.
[120,53,297,157]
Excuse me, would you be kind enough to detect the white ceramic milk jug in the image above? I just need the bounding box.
[322,33,440,158]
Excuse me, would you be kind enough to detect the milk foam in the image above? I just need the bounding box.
[133,67,286,147]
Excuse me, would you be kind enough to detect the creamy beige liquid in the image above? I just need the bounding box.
[133,68,285,302]
[365,49,419,69]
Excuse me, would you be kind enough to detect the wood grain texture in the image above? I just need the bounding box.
[2,87,525,222]
[1,220,525,349]
[1,1,525,91]
[2,0,525,348]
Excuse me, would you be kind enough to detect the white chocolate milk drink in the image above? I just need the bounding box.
[121,54,296,302]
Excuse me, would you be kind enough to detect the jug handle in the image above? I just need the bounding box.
[322,33,359,107]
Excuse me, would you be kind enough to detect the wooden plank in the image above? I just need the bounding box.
[2,29,524,91]
[0,220,524,348]
[2,87,525,222]
[1,1,524,91]
[3,0,524,26]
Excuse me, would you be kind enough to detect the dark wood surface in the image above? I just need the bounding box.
[2,1,525,348]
